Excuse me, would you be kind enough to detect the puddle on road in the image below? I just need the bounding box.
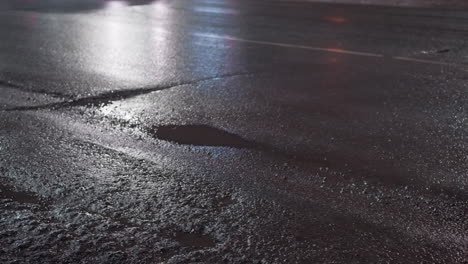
[174,231,216,249]
[421,48,452,55]
[214,195,236,209]
[0,184,42,205]
[149,124,330,168]
[149,125,256,149]
[436,48,450,53]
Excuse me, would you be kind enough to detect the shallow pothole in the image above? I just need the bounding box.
[174,232,216,249]
[149,124,256,149]
[0,184,42,204]
[0,183,47,210]
[436,48,450,53]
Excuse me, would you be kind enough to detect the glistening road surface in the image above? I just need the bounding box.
[1,0,468,263]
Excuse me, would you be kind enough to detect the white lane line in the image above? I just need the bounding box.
[393,56,461,67]
[197,33,383,57]
[193,7,239,15]
[194,33,465,68]
[193,33,384,58]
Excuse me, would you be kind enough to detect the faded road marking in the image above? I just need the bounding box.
[194,33,464,68]
[393,56,461,67]
[193,33,384,57]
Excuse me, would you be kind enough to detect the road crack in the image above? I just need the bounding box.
[0,79,68,99]
[4,72,258,112]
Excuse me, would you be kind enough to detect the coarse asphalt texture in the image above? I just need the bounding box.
[1,0,468,263]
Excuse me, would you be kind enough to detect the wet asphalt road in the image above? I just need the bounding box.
[1,0,468,263]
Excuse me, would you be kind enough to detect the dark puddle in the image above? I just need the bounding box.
[149,124,330,167]
[436,48,450,53]
[0,79,22,89]
[0,184,45,208]
[149,125,257,149]
[214,195,236,208]
[174,232,216,249]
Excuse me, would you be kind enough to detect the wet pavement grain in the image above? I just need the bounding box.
[1,0,468,263]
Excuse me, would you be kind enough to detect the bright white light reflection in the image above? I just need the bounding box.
[104,1,128,9]
[95,1,177,122]
[98,1,245,125]
[86,1,173,85]
[193,6,239,15]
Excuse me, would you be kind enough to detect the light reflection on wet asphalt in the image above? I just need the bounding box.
[1,0,468,263]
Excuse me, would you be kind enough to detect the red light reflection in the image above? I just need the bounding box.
[325,16,347,23]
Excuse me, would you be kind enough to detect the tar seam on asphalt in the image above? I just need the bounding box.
[0,79,69,98]
[2,71,259,112]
